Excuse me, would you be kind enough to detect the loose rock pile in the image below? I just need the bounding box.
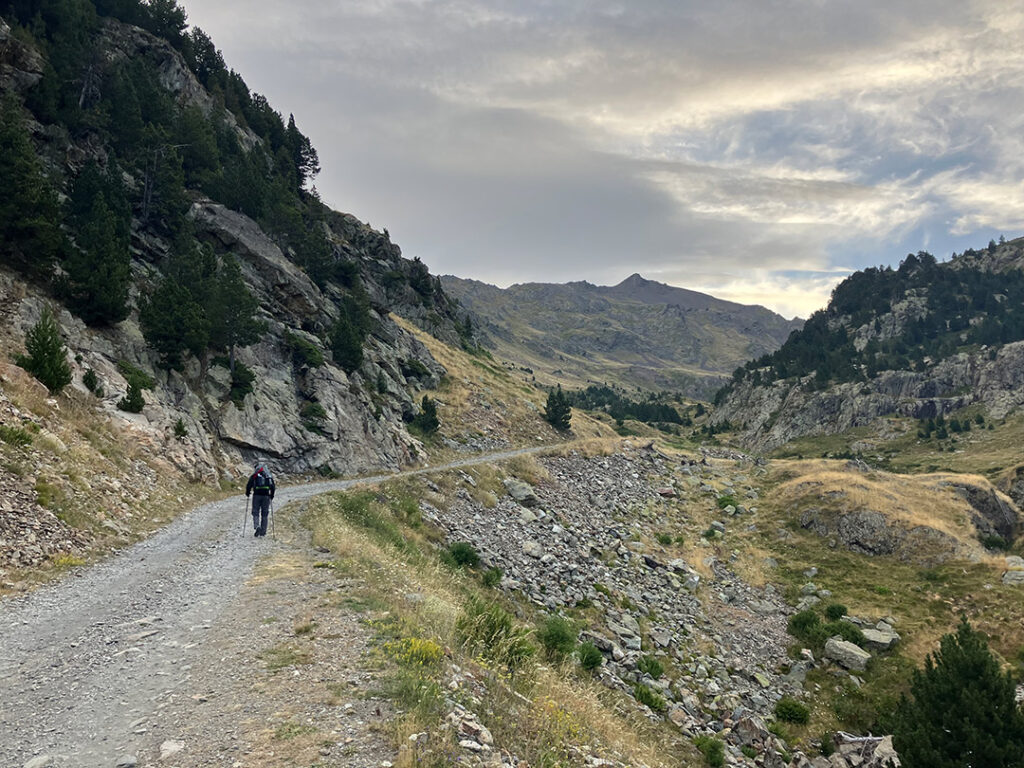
[0,470,88,570]
[427,445,812,764]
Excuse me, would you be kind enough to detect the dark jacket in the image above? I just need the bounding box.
[246,470,275,498]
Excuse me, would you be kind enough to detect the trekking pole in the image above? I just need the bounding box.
[242,495,249,537]
[270,498,276,539]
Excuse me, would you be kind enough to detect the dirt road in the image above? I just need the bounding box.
[0,446,549,768]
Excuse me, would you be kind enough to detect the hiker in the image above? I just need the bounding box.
[246,461,275,537]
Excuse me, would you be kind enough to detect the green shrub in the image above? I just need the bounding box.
[117,360,155,390]
[892,618,1024,767]
[117,379,145,413]
[82,367,102,396]
[980,534,1009,551]
[0,424,33,447]
[286,331,324,368]
[300,401,328,433]
[578,641,603,671]
[716,494,737,509]
[655,532,673,546]
[410,395,440,436]
[788,609,821,637]
[741,746,756,759]
[693,734,725,767]
[824,603,848,621]
[173,418,188,439]
[633,683,667,713]
[447,541,480,569]
[537,614,577,660]
[455,596,534,671]
[823,620,865,647]
[638,654,664,679]
[775,696,811,724]
[481,567,503,588]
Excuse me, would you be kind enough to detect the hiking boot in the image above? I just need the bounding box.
[254,529,259,538]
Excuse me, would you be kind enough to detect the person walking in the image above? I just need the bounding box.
[246,461,275,537]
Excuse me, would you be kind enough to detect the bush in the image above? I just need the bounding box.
[655,532,673,546]
[633,683,667,712]
[537,614,577,660]
[0,424,33,447]
[775,696,811,724]
[82,367,102,396]
[117,379,145,413]
[693,735,725,767]
[300,401,328,432]
[455,596,534,672]
[980,534,1009,551]
[173,417,188,439]
[824,620,865,647]
[15,307,72,393]
[481,567,502,588]
[286,331,324,368]
[410,395,440,436]
[638,654,664,679]
[716,494,737,509]
[117,360,156,390]
[447,541,480,569]
[578,641,603,671]
[824,603,848,621]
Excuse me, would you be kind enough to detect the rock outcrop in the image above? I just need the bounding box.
[716,341,1024,452]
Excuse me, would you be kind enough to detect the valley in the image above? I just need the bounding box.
[2,2,1024,768]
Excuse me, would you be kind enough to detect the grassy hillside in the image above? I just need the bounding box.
[442,274,800,398]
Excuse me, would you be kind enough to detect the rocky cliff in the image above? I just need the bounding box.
[0,12,466,482]
[714,239,1024,452]
[442,274,801,398]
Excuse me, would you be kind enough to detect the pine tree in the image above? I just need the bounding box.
[544,385,572,431]
[892,618,1024,767]
[63,197,131,325]
[15,307,72,393]
[411,395,440,435]
[208,255,262,372]
[0,94,65,279]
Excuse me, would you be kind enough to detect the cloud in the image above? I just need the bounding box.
[179,0,1024,318]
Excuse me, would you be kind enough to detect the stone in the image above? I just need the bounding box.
[1003,569,1024,585]
[504,478,539,507]
[159,740,185,760]
[824,638,871,671]
[115,758,139,768]
[731,714,770,747]
[23,758,52,768]
[519,509,538,523]
[861,627,900,651]
[522,540,544,558]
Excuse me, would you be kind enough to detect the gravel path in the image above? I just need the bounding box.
[0,446,549,768]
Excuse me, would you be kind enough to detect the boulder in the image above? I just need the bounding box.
[504,478,539,507]
[824,638,871,671]
[860,627,900,651]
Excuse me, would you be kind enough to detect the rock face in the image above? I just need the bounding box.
[0,17,467,483]
[716,341,1024,452]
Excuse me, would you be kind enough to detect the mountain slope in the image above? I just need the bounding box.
[714,237,1024,451]
[0,4,474,482]
[441,273,801,398]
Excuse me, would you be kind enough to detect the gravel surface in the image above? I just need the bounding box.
[0,446,547,768]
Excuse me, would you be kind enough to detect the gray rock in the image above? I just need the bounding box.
[824,638,872,671]
[522,540,544,558]
[115,758,138,768]
[504,478,540,507]
[1003,569,1024,585]
[861,627,900,651]
[23,758,52,768]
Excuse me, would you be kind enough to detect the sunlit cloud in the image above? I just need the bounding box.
[180,0,1024,317]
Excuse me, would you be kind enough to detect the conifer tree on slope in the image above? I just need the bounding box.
[544,385,572,431]
[892,617,1024,767]
[16,307,72,394]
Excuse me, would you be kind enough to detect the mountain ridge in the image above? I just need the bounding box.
[442,272,802,398]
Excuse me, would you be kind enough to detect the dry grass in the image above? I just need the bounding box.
[304,476,687,768]
[770,460,988,548]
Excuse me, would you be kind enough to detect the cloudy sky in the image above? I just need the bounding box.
[181,0,1024,318]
